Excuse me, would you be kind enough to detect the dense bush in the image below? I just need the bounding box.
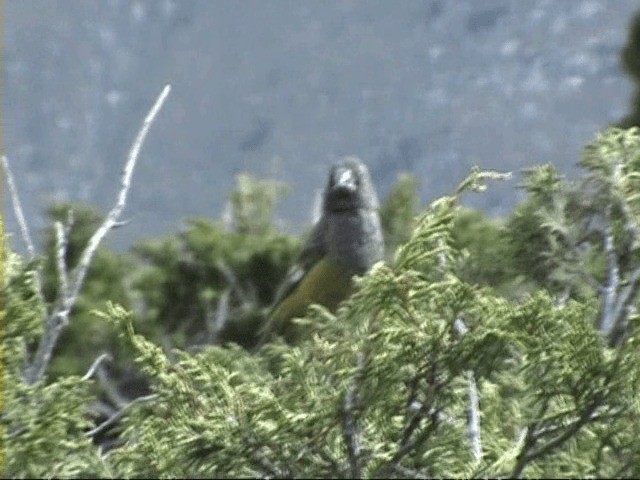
[3,127,640,478]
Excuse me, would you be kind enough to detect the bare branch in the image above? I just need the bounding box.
[465,371,482,462]
[215,259,252,307]
[82,353,112,381]
[1,155,36,258]
[24,84,171,384]
[608,266,640,345]
[386,414,439,472]
[342,352,366,479]
[380,365,441,475]
[509,398,602,478]
[510,424,538,479]
[453,318,482,463]
[95,363,130,409]
[452,318,468,336]
[207,288,230,343]
[523,403,598,465]
[596,201,640,345]
[556,286,571,307]
[54,221,70,299]
[68,84,171,305]
[86,394,157,438]
[2,154,46,303]
[599,212,620,337]
[509,397,553,478]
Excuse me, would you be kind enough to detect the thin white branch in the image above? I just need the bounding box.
[556,286,571,308]
[54,221,70,299]
[86,394,157,438]
[609,201,640,344]
[2,155,45,303]
[1,155,36,258]
[207,288,230,343]
[453,318,468,336]
[608,270,640,345]
[465,371,482,462]
[599,215,619,337]
[68,84,171,305]
[215,259,252,306]
[95,363,130,409]
[24,84,171,384]
[454,318,482,462]
[82,353,112,381]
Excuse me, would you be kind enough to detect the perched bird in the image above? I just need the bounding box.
[260,156,384,344]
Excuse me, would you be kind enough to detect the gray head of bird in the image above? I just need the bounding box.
[323,156,380,213]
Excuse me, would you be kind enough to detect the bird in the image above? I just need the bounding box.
[259,156,384,344]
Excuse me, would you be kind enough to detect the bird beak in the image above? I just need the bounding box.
[334,168,357,193]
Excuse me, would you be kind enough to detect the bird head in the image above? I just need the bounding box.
[324,156,379,213]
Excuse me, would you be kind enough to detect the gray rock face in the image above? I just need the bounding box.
[4,0,638,250]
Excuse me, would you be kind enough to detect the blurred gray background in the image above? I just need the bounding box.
[4,0,639,250]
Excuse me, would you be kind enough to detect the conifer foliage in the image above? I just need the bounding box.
[3,128,640,478]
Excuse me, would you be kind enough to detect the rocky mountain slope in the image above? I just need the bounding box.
[5,0,638,249]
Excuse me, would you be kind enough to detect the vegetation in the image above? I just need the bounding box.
[3,127,640,478]
[4,15,640,474]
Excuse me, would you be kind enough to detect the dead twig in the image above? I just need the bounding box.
[86,394,158,438]
[2,155,37,258]
[82,353,112,381]
[453,318,482,463]
[23,84,171,384]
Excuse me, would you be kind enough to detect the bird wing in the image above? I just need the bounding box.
[258,216,328,344]
[270,215,328,311]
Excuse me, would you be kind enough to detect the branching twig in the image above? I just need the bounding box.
[376,363,441,477]
[385,413,439,472]
[509,398,549,478]
[86,394,158,438]
[23,84,171,384]
[509,397,602,478]
[522,403,598,465]
[67,84,171,306]
[533,405,622,442]
[215,259,252,307]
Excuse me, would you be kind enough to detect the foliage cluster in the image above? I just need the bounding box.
[3,128,640,478]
